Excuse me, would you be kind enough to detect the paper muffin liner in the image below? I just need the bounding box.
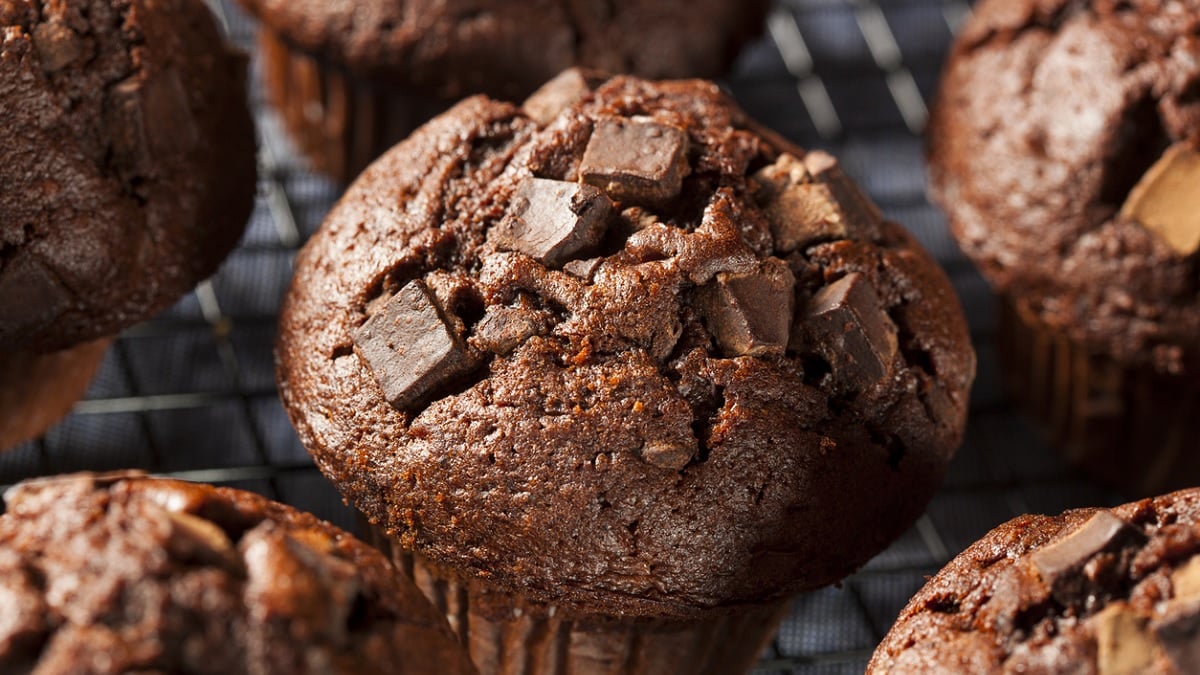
[258,30,449,183]
[363,524,789,675]
[997,299,1200,496]
[0,338,111,450]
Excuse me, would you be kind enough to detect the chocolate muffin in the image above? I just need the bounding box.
[0,471,477,674]
[276,71,974,674]
[235,0,768,182]
[928,0,1200,495]
[0,0,257,447]
[869,489,1200,673]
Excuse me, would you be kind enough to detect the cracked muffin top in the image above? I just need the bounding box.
[929,0,1200,372]
[869,489,1200,674]
[277,71,975,619]
[233,0,766,100]
[0,0,256,352]
[0,472,477,675]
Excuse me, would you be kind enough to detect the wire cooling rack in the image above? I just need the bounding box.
[0,1,1127,672]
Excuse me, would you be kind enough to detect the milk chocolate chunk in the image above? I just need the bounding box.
[563,257,604,281]
[799,273,898,389]
[472,304,548,355]
[1092,603,1156,675]
[492,178,612,267]
[639,440,695,470]
[1120,143,1200,256]
[1031,512,1144,590]
[353,280,471,411]
[32,22,82,72]
[697,258,795,358]
[1152,598,1200,671]
[803,151,883,230]
[580,117,690,205]
[753,153,849,252]
[522,68,608,125]
[1173,555,1200,599]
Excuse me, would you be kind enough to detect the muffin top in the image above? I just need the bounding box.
[929,0,1200,371]
[277,71,975,619]
[869,489,1200,674]
[234,0,766,101]
[0,472,476,674]
[0,0,256,353]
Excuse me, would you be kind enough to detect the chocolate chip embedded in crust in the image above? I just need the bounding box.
[562,257,604,281]
[353,280,471,411]
[1120,143,1200,256]
[697,258,795,358]
[522,68,609,126]
[32,22,82,72]
[1031,512,1145,591]
[107,69,199,174]
[1152,597,1200,672]
[0,256,70,336]
[1172,555,1200,600]
[638,440,695,470]
[753,153,848,253]
[580,117,690,206]
[1092,603,1156,675]
[164,510,236,565]
[471,303,549,355]
[491,178,612,267]
[798,273,898,390]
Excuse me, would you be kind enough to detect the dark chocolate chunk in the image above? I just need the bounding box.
[1152,598,1200,672]
[638,440,695,471]
[0,256,70,336]
[1031,512,1144,590]
[580,117,690,206]
[798,273,898,390]
[32,22,82,72]
[107,69,199,174]
[491,178,612,267]
[562,257,604,281]
[471,304,549,355]
[353,280,471,411]
[753,153,848,253]
[522,68,609,126]
[697,257,795,357]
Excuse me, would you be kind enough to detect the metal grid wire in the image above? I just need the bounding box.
[0,0,1127,672]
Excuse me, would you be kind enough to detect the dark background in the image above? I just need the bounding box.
[0,1,1124,672]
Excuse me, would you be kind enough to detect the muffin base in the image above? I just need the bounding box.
[259,30,450,183]
[364,526,789,675]
[998,300,1200,496]
[0,338,111,450]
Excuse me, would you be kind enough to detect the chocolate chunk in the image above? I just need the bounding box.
[0,256,70,335]
[353,280,471,411]
[1152,598,1200,672]
[1173,555,1200,600]
[471,304,548,355]
[1092,603,1156,675]
[697,258,795,358]
[492,178,612,267]
[803,152,883,230]
[1031,512,1144,590]
[798,273,898,389]
[580,117,690,206]
[753,153,849,252]
[164,510,236,566]
[107,69,199,174]
[32,22,82,72]
[638,440,695,470]
[562,257,604,281]
[1120,143,1200,256]
[522,68,608,125]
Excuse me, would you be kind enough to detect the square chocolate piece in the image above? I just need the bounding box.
[1120,143,1200,256]
[580,117,690,206]
[697,258,795,357]
[799,273,898,390]
[352,280,470,411]
[491,178,611,267]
